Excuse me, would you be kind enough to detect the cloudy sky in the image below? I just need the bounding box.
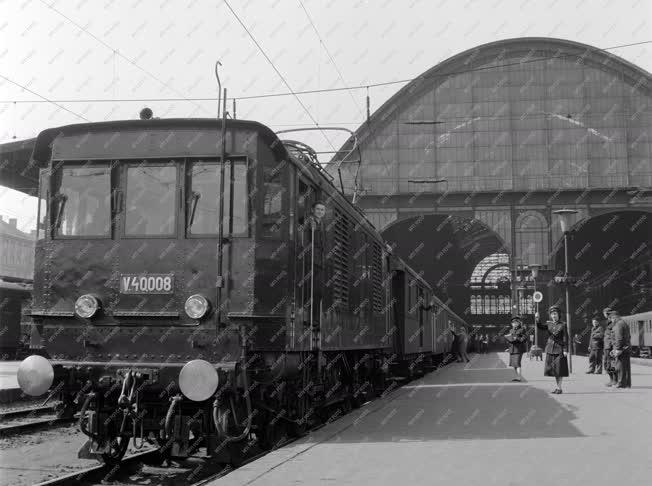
[1,0,651,231]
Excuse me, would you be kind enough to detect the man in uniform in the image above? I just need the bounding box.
[610,307,632,388]
[586,315,604,374]
[303,201,327,350]
[602,307,617,387]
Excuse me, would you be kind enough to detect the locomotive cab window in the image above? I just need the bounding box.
[52,162,111,238]
[187,159,248,237]
[125,163,177,237]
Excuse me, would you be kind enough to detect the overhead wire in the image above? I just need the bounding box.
[222,0,336,151]
[37,0,210,116]
[2,40,650,105]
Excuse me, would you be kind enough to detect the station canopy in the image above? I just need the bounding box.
[0,138,38,195]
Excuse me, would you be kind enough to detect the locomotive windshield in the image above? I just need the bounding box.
[50,158,249,239]
[125,163,177,236]
[188,160,248,236]
[53,163,111,237]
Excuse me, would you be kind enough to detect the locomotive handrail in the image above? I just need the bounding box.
[275,126,361,196]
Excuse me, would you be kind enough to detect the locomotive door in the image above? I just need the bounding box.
[295,176,321,351]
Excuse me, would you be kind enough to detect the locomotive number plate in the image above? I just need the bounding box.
[120,274,174,294]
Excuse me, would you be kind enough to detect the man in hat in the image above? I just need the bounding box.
[602,307,617,387]
[610,307,631,388]
[587,315,604,374]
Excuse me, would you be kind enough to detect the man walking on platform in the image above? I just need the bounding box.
[610,308,632,388]
[602,307,617,387]
[587,316,604,374]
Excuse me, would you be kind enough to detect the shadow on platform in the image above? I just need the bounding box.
[337,353,583,442]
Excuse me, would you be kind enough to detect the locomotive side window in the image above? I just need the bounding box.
[187,160,248,236]
[36,168,49,240]
[125,163,177,236]
[261,161,288,238]
[52,163,111,237]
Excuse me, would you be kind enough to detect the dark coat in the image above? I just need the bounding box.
[589,325,604,350]
[603,321,615,350]
[505,327,527,354]
[536,319,567,355]
[613,317,631,351]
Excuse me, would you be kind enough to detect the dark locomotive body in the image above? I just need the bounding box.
[19,117,462,464]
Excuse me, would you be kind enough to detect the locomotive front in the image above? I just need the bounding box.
[16,118,280,463]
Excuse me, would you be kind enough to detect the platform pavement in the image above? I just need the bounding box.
[0,361,20,403]
[213,353,652,486]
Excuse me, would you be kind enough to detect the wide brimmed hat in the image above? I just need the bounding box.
[548,305,562,314]
[510,315,523,324]
[602,307,613,314]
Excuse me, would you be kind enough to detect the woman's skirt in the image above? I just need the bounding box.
[509,353,523,368]
[544,353,569,377]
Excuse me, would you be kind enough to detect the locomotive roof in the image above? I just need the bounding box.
[31,118,284,163]
[30,117,381,237]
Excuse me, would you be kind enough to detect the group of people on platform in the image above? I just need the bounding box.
[503,305,632,393]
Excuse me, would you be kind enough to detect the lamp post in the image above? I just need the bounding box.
[553,208,578,373]
[529,264,541,348]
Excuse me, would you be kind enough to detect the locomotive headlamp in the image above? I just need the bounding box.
[179,359,219,401]
[184,294,210,319]
[75,294,100,318]
[17,355,54,396]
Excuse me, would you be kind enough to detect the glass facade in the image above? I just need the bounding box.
[350,43,651,194]
[469,253,512,315]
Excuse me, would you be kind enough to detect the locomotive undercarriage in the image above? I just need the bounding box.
[56,349,388,465]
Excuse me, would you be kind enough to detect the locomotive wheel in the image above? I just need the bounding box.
[141,438,172,467]
[100,436,129,465]
[258,421,288,450]
[288,419,307,438]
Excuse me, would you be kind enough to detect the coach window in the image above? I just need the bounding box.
[187,160,248,236]
[52,163,111,237]
[125,163,177,236]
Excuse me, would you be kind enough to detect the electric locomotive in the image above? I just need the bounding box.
[16,116,462,464]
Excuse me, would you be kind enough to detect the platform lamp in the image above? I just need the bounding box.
[529,264,541,348]
[553,208,578,373]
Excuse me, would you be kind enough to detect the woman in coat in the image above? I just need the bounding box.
[504,316,528,381]
[535,305,569,394]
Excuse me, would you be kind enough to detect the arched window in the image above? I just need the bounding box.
[470,253,512,315]
[516,210,549,267]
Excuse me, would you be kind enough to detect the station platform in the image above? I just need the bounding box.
[0,361,21,403]
[214,353,652,486]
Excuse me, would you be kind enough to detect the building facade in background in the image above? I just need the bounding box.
[331,38,651,323]
[0,215,35,281]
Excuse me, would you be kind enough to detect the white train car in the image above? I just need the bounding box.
[623,311,652,358]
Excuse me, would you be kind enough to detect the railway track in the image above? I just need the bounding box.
[0,406,76,437]
[0,405,56,420]
[29,406,334,486]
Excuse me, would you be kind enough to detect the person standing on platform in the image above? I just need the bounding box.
[535,305,569,394]
[458,326,470,363]
[504,316,527,381]
[602,307,617,387]
[610,308,632,388]
[587,315,604,374]
[449,323,461,362]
